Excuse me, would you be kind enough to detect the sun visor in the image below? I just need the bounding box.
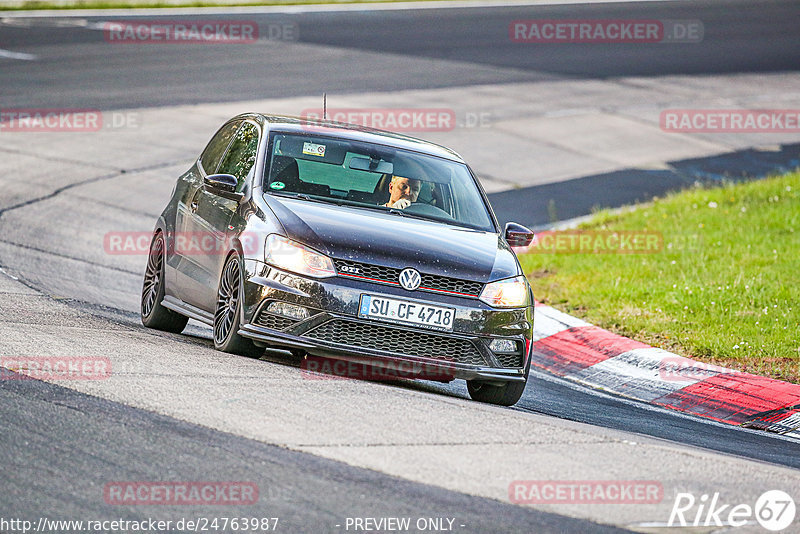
[392,156,451,184]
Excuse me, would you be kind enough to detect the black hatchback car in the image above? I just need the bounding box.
[141,113,535,405]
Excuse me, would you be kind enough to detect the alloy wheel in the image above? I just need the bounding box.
[214,257,241,345]
[142,234,164,318]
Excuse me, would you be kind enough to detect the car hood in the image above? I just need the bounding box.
[264,195,520,282]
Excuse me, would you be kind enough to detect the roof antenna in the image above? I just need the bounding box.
[323,93,327,120]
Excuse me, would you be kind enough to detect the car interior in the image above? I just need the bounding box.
[268,154,444,209]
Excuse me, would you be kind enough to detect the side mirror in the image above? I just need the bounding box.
[204,174,243,201]
[504,222,534,247]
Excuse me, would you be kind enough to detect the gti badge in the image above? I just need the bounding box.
[340,265,360,274]
[399,268,421,291]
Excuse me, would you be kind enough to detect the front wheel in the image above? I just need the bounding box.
[141,232,188,333]
[467,379,527,406]
[213,252,262,357]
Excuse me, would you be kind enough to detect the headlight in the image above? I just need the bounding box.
[479,276,530,308]
[265,234,336,278]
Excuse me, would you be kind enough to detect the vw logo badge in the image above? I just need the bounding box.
[399,268,421,291]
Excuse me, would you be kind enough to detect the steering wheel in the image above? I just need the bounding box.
[405,202,454,220]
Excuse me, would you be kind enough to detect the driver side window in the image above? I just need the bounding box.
[217,122,260,192]
[199,120,240,175]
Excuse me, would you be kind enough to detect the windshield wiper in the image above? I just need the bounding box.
[382,207,465,228]
[346,203,411,218]
[270,192,462,225]
[269,191,343,206]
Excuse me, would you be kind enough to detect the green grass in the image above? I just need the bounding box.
[0,0,456,11]
[519,171,800,383]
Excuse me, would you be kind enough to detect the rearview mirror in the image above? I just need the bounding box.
[504,222,534,247]
[204,174,243,201]
[349,157,394,174]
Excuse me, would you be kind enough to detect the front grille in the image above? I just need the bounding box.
[336,260,396,282]
[495,352,523,368]
[254,311,299,331]
[420,272,483,296]
[305,319,486,366]
[334,259,483,297]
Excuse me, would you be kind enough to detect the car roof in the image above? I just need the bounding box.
[240,113,466,164]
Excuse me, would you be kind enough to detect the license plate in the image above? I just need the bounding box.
[358,295,455,332]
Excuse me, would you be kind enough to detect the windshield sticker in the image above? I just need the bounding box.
[270,181,285,190]
[302,142,326,157]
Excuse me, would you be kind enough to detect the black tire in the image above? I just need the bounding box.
[467,379,527,406]
[141,232,189,333]
[213,252,262,357]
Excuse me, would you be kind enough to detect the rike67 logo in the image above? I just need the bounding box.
[669,490,796,531]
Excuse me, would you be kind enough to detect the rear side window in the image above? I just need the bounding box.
[199,120,240,175]
[217,122,260,191]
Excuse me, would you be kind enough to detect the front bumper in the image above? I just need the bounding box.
[238,260,533,383]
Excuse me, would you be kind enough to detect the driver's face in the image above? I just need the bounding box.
[388,176,421,204]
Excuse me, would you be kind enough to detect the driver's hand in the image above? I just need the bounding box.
[391,199,411,209]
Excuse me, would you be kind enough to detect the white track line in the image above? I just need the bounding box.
[0,48,37,60]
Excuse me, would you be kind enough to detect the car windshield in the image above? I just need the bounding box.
[263,132,496,232]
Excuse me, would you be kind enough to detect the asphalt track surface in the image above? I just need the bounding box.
[489,141,800,228]
[0,0,797,109]
[1,373,624,533]
[1,0,800,531]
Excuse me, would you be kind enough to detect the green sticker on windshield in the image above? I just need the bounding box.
[270,181,285,190]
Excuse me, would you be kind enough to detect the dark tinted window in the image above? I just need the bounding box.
[217,122,260,191]
[199,120,240,174]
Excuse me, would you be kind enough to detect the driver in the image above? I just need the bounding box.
[384,175,421,209]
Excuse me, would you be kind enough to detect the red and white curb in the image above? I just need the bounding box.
[530,302,800,438]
